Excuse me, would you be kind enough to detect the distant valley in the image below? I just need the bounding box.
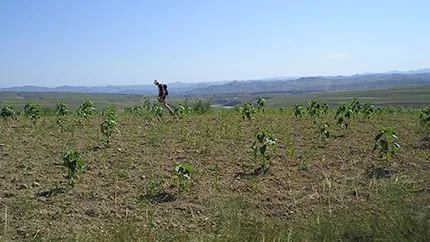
[2,70,430,97]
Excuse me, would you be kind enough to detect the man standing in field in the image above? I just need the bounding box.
[154,79,173,114]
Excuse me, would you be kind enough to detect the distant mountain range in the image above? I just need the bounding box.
[2,70,430,96]
[0,82,229,96]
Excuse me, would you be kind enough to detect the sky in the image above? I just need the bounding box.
[0,0,429,87]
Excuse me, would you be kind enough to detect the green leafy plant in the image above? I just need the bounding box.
[293,104,304,118]
[321,102,329,115]
[101,119,118,145]
[55,102,69,116]
[62,150,84,187]
[386,106,396,114]
[102,104,117,119]
[100,105,119,146]
[373,127,400,162]
[132,104,145,116]
[55,102,69,129]
[335,102,353,130]
[256,97,266,112]
[307,98,328,121]
[125,104,147,116]
[419,106,430,137]
[252,129,276,172]
[77,99,97,118]
[175,104,192,118]
[317,121,331,143]
[0,106,17,120]
[375,106,386,114]
[151,103,165,121]
[143,97,152,111]
[363,103,375,118]
[397,106,406,113]
[233,104,243,113]
[24,103,41,123]
[350,97,362,115]
[242,102,255,120]
[172,162,193,193]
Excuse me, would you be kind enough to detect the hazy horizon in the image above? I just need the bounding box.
[1,0,429,88]
[1,68,430,89]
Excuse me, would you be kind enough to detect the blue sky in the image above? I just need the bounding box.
[0,0,429,87]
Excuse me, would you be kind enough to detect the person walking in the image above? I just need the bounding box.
[154,80,173,114]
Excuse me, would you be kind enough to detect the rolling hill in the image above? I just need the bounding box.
[1,71,430,96]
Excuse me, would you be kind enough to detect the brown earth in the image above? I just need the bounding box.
[0,110,429,241]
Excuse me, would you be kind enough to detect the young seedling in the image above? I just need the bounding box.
[175,104,192,119]
[386,106,397,114]
[62,150,84,187]
[100,105,119,146]
[101,119,118,146]
[242,102,255,120]
[172,162,193,194]
[419,106,430,137]
[151,103,165,121]
[256,97,266,112]
[335,102,353,130]
[143,97,152,111]
[131,104,145,116]
[373,127,400,162]
[350,97,362,115]
[0,106,17,120]
[317,121,331,143]
[321,102,329,115]
[397,106,406,113]
[125,104,146,116]
[77,99,97,118]
[56,102,69,116]
[24,103,41,123]
[234,104,243,113]
[102,105,116,119]
[293,104,304,118]
[252,129,276,172]
[55,102,69,130]
[363,103,375,118]
[306,98,328,122]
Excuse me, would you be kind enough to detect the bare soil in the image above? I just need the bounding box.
[0,111,429,241]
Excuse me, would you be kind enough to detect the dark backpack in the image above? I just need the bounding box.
[163,84,168,96]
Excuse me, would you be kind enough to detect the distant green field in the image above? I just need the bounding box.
[266,85,430,108]
[1,85,429,111]
[0,92,151,111]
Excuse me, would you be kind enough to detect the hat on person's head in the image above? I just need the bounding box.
[154,80,160,85]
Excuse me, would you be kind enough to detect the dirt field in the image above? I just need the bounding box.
[0,105,429,241]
